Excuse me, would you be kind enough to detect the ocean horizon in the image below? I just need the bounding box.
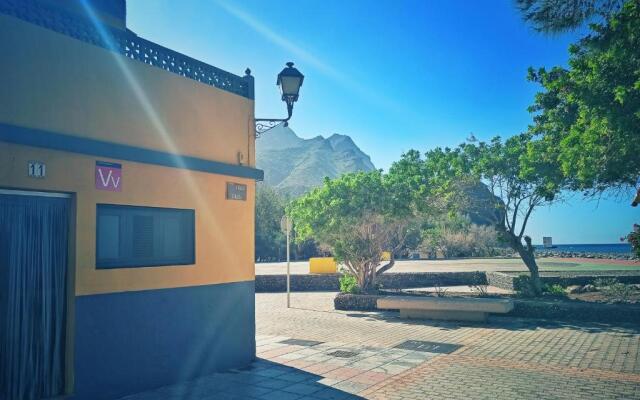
[534,243,632,254]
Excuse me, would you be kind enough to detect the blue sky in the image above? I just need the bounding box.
[127,0,637,244]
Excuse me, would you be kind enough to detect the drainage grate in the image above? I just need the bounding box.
[394,340,462,354]
[279,339,324,347]
[327,350,359,358]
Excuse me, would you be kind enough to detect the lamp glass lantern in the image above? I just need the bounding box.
[277,62,304,103]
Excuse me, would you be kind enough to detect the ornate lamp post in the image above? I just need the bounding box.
[254,62,304,137]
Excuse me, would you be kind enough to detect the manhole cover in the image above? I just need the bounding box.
[279,339,324,347]
[327,350,359,358]
[394,340,461,354]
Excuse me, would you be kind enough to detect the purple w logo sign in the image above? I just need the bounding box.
[95,161,122,192]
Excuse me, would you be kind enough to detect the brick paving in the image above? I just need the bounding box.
[120,291,640,400]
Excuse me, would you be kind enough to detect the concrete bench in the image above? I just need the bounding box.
[377,296,514,322]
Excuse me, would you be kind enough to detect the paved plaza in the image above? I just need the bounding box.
[120,291,640,399]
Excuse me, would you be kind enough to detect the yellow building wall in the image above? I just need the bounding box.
[0,13,258,296]
[0,13,256,167]
[0,142,255,295]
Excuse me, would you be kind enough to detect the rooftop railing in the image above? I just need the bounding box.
[0,0,253,99]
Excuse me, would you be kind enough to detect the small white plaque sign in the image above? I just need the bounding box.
[28,161,46,178]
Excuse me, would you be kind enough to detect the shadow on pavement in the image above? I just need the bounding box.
[119,358,363,400]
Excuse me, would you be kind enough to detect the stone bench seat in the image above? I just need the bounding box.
[377,296,514,322]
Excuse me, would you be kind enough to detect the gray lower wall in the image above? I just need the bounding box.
[73,280,256,400]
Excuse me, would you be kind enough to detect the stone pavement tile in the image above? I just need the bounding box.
[304,362,342,375]
[323,367,365,380]
[257,390,303,400]
[278,371,316,383]
[259,345,302,359]
[316,377,342,386]
[286,358,317,369]
[311,387,363,399]
[281,381,327,396]
[222,384,274,398]
[254,378,298,390]
[332,380,370,394]
[370,363,412,375]
[349,371,392,385]
[279,351,309,360]
[249,367,290,379]
[348,361,384,371]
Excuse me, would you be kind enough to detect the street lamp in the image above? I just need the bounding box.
[254,62,304,137]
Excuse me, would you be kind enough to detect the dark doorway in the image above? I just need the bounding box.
[0,191,70,400]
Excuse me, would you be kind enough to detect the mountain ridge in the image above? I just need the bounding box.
[256,125,375,196]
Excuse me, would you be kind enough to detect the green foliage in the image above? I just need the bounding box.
[394,134,565,296]
[595,277,635,302]
[544,284,567,297]
[594,277,619,288]
[422,217,504,258]
[288,170,419,291]
[603,283,635,303]
[255,185,286,261]
[527,0,640,193]
[515,0,624,33]
[469,271,490,297]
[621,223,640,258]
[339,274,360,294]
[515,274,541,297]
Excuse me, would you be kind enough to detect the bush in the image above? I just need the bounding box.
[544,284,567,297]
[468,271,490,297]
[422,221,505,258]
[594,277,618,289]
[515,274,545,298]
[621,223,640,259]
[339,274,360,294]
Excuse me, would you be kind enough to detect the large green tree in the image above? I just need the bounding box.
[395,134,565,295]
[255,184,286,261]
[515,0,624,33]
[288,171,418,291]
[527,0,640,194]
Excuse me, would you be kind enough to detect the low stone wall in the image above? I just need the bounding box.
[334,293,378,311]
[537,251,636,261]
[255,271,484,293]
[509,298,640,324]
[333,293,640,324]
[255,274,340,292]
[487,271,640,291]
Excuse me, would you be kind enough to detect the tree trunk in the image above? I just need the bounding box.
[502,230,542,296]
[513,235,542,296]
[376,254,395,277]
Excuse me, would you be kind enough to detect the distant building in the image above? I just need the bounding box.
[0,0,262,399]
[543,237,554,248]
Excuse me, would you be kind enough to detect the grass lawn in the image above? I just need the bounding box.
[538,261,640,271]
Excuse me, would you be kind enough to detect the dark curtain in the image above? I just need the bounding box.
[0,194,69,400]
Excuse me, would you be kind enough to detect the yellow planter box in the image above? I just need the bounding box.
[309,257,337,274]
[381,251,391,261]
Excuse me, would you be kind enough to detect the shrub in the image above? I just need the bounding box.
[422,221,505,258]
[544,284,567,297]
[339,274,360,294]
[621,223,640,259]
[594,277,618,289]
[604,283,634,303]
[468,271,490,297]
[433,281,448,297]
[515,275,543,298]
